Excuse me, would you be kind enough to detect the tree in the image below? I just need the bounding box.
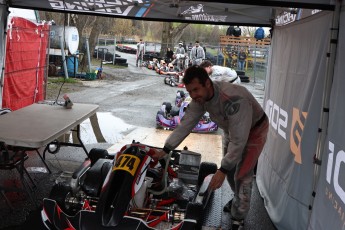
[160,22,189,58]
[78,16,113,71]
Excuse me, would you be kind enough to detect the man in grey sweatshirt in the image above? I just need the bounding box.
[152,65,269,229]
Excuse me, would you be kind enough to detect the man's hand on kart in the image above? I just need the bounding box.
[209,170,226,190]
[151,148,167,161]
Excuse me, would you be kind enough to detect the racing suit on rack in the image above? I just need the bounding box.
[162,81,268,220]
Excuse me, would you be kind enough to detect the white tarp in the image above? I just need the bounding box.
[257,11,332,229]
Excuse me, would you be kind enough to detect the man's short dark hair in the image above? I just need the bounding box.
[183,65,211,87]
[199,60,213,69]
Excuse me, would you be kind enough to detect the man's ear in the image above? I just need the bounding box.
[206,78,212,88]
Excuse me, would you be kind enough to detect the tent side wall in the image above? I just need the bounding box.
[309,4,345,229]
[257,11,333,229]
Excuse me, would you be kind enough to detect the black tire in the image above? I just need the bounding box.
[197,162,218,187]
[114,57,127,64]
[241,79,250,83]
[164,77,169,85]
[89,148,111,166]
[49,183,76,215]
[162,102,172,114]
[239,75,249,80]
[236,70,245,76]
[185,202,203,228]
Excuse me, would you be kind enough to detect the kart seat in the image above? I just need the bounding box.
[81,159,113,197]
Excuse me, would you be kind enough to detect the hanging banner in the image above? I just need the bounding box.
[257,11,332,229]
[309,7,345,230]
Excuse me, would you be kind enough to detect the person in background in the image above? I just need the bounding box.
[187,42,193,55]
[175,42,186,55]
[136,39,145,67]
[166,47,174,63]
[160,62,178,75]
[151,65,269,230]
[200,60,241,84]
[190,40,205,65]
[238,48,247,71]
[171,42,186,65]
[233,26,242,37]
[226,25,235,36]
[254,27,265,41]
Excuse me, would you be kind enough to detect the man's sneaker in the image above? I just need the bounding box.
[231,219,244,230]
[223,199,233,212]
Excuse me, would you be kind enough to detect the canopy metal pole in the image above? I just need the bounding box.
[60,35,69,79]
[309,0,341,223]
[113,37,117,65]
[0,5,9,108]
[85,38,91,73]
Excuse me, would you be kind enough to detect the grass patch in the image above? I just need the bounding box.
[91,59,127,70]
[48,77,79,84]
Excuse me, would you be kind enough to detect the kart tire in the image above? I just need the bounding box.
[239,75,249,80]
[164,77,168,84]
[185,202,203,228]
[49,183,76,215]
[197,162,218,187]
[236,70,245,76]
[162,102,172,114]
[89,148,111,166]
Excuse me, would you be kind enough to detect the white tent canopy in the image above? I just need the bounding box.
[0,0,336,26]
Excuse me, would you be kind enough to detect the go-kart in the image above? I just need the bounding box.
[163,72,184,88]
[156,91,218,133]
[41,142,218,230]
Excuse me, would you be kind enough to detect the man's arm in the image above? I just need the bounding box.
[200,47,205,59]
[152,101,204,160]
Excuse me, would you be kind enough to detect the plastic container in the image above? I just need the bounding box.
[66,56,78,75]
[85,72,96,80]
[50,26,79,54]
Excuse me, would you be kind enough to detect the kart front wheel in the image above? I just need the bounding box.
[49,183,77,215]
[197,162,218,187]
[89,148,111,166]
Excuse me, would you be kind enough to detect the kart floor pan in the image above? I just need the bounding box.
[202,181,233,229]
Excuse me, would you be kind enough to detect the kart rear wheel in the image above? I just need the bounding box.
[197,162,218,187]
[162,102,172,114]
[49,183,77,215]
[185,202,203,229]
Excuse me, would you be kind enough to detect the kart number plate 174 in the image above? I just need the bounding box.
[113,154,140,176]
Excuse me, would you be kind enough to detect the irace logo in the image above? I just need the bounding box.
[265,99,308,164]
[326,141,345,204]
[265,99,288,140]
